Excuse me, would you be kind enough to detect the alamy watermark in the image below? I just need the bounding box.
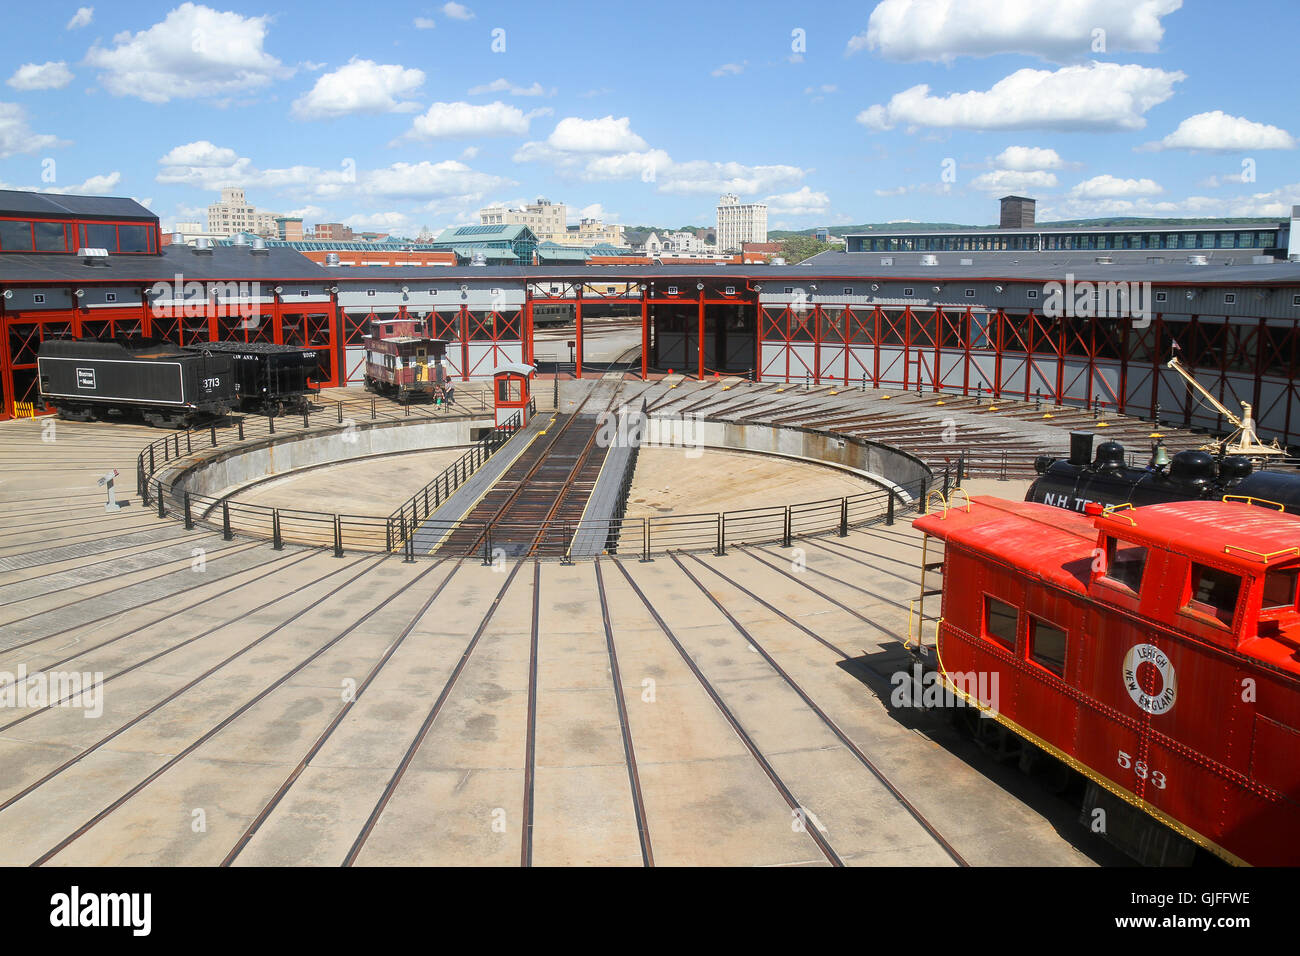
[890,664,1000,716]
[0,665,103,717]
[1042,274,1153,329]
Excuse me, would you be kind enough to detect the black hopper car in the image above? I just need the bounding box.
[37,338,237,428]
[1026,430,1300,515]
[182,341,324,414]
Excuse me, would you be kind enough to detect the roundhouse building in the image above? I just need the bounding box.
[2,189,1299,447]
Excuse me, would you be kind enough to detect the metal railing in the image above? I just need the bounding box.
[137,392,494,508]
[387,399,534,529]
[141,461,929,561]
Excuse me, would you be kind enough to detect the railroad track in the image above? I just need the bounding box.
[436,381,624,558]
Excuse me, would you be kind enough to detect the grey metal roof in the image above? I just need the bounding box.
[844,220,1285,239]
[2,246,1297,287]
[0,190,157,222]
[0,244,330,282]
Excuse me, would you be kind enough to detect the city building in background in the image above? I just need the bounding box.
[205,187,280,238]
[716,193,768,253]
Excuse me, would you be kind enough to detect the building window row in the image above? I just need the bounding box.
[856,231,1279,253]
[0,218,156,254]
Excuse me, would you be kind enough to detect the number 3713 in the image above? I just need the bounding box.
[1117,750,1167,789]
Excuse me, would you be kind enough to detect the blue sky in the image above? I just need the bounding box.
[1,0,1297,236]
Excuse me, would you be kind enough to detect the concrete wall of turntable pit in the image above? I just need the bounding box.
[167,416,494,501]
[645,416,932,501]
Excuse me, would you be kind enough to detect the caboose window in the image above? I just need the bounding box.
[1029,617,1067,676]
[983,596,1018,650]
[1262,568,1299,611]
[1187,563,1241,625]
[1103,538,1148,593]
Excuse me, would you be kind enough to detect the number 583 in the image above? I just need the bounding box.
[1117,750,1167,789]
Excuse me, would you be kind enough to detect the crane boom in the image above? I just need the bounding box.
[1165,356,1286,457]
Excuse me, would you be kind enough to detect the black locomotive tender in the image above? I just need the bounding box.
[1026,430,1300,515]
[38,338,237,428]
[183,340,324,414]
[37,338,325,427]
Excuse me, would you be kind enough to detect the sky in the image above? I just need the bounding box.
[0,0,1297,237]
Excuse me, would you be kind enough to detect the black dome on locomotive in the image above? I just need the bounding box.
[1218,456,1253,483]
[1169,449,1217,485]
[1094,441,1127,470]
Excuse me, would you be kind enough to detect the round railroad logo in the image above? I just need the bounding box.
[1122,643,1177,715]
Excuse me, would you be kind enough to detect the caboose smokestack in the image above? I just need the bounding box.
[1070,431,1095,468]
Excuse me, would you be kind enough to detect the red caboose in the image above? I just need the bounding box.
[363,316,449,403]
[912,496,1300,866]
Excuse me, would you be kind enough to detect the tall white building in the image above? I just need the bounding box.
[716,193,767,253]
[206,187,280,238]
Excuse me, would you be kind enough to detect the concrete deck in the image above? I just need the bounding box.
[0,396,1128,867]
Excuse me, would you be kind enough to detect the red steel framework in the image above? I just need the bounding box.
[2,275,1297,447]
[1,295,340,417]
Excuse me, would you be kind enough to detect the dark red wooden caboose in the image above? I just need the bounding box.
[362,316,449,403]
[912,496,1300,866]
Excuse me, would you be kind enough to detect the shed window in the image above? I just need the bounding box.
[1156,291,1167,303]
[1029,617,1067,675]
[1224,293,1237,305]
[33,294,45,304]
[367,289,376,296]
[105,292,117,302]
[1027,289,1038,299]
[843,287,853,295]
[300,290,310,297]
[1103,538,1148,593]
[0,220,32,251]
[965,289,976,298]
[903,287,914,296]
[1187,563,1241,625]
[983,596,1018,650]
[117,225,148,253]
[1262,568,1299,611]
[34,222,66,252]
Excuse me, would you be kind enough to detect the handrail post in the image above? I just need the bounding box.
[942,465,951,498]
[562,521,574,565]
[886,492,896,526]
[238,420,244,441]
[222,500,232,540]
[371,397,376,419]
[385,516,393,553]
[183,492,193,529]
[337,402,343,424]
[839,497,848,537]
[149,445,155,474]
[273,509,283,550]
[186,432,192,454]
[268,412,275,435]
[210,425,217,447]
[303,410,310,428]
[782,506,792,548]
[482,526,492,566]
[716,513,726,556]
[333,515,343,558]
[641,518,651,562]
[157,481,165,518]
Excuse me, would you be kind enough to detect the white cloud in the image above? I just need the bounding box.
[850,0,1182,62]
[401,100,541,140]
[291,58,424,120]
[711,62,745,77]
[288,204,326,220]
[468,78,546,96]
[874,185,908,197]
[66,6,93,29]
[546,115,647,153]
[577,202,618,221]
[993,145,1065,170]
[8,62,74,90]
[1041,186,1300,220]
[1140,110,1296,152]
[0,102,68,158]
[658,160,806,196]
[461,146,479,159]
[970,169,1060,192]
[414,17,436,29]
[764,186,830,216]
[344,211,414,234]
[856,62,1183,133]
[442,2,473,19]
[1068,174,1163,198]
[155,141,513,204]
[0,170,122,195]
[85,2,291,103]
[579,149,672,181]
